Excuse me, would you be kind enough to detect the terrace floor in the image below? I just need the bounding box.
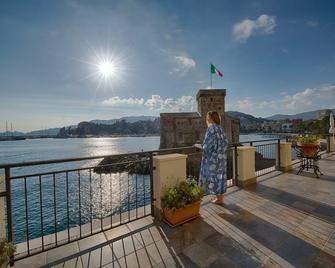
[14,153,335,268]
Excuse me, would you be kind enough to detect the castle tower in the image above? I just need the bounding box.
[196,89,226,118]
[159,88,239,149]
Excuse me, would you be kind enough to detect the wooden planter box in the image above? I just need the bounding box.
[298,141,320,157]
[163,201,201,227]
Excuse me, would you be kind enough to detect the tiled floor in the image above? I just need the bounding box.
[13,153,335,267]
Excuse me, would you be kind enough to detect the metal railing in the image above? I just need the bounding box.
[1,152,155,262]
[236,138,281,177]
[0,139,289,263]
[0,145,239,262]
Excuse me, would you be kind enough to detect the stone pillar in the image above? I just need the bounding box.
[328,135,335,152]
[153,154,187,218]
[237,146,256,187]
[278,142,293,171]
[0,176,6,239]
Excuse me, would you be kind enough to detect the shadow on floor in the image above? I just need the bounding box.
[246,183,335,223]
[40,217,266,268]
[218,203,335,268]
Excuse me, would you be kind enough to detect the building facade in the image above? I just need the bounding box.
[159,89,240,149]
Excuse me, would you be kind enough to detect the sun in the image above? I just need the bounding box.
[98,60,116,78]
[76,47,128,89]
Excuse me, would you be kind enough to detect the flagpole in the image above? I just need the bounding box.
[210,63,212,88]
[210,73,212,88]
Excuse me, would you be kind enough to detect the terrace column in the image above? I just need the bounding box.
[152,153,187,219]
[278,142,293,171]
[328,136,335,152]
[237,146,256,187]
[0,176,6,239]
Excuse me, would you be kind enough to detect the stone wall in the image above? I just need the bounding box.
[160,89,240,149]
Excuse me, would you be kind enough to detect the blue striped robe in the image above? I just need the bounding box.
[199,124,228,195]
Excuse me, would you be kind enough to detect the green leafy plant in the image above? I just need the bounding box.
[161,180,204,211]
[0,239,16,267]
[296,135,320,144]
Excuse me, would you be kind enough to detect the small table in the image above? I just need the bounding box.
[294,146,323,178]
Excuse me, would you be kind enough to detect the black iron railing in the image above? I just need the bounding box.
[236,138,281,177]
[0,145,238,262]
[1,153,154,261]
[0,139,292,263]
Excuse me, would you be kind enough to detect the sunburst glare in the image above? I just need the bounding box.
[98,60,116,78]
[77,48,128,89]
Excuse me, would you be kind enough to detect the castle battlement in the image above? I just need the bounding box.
[159,89,240,149]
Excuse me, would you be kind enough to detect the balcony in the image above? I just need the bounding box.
[0,139,334,267]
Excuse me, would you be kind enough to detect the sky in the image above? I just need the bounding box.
[1,0,335,132]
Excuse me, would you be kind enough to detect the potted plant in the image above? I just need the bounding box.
[296,135,321,157]
[161,180,204,227]
[0,239,16,268]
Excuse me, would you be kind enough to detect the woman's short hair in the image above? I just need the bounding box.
[207,111,221,125]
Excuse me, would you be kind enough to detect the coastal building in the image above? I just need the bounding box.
[159,89,240,148]
[281,122,293,133]
[261,121,281,133]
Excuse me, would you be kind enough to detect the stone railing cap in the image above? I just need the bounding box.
[237,146,256,151]
[153,153,188,161]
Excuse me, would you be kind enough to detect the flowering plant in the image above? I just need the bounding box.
[161,180,204,211]
[0,239,16,267]
[296,135,320,144]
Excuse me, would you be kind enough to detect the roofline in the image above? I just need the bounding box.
[196,89,226,100]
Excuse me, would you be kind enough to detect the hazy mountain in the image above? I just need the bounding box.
[63,118,160,136]
[90,116,157,124]
[26,128,63,136]
[226,111,267,123]
[266,109,335,121]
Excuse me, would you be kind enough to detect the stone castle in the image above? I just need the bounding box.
[160,89,240,149]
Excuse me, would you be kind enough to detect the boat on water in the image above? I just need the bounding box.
[0,136,26,141]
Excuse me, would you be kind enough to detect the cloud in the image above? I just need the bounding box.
[228,85,335,116]
[102,95,197,112]
[283,85,335,109]
[174,56,196,72]
[102,97,145,107]
[103,85,335,117]
[161,49,196,76]
[144,95,197,111]
[233,14,277,42]
[306,20,319,27]
[163,33,172,40]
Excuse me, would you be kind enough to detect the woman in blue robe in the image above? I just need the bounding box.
[199,111,228,204]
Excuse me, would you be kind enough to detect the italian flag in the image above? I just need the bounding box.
[210,64,223,77]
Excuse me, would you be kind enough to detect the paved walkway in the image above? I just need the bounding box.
[14,153,335,267]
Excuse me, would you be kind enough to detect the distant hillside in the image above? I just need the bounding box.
[61,118,160,136]
[91,116,157,125]
[226,111,267,124]
[266,109,335,121]
[26,128,62,136]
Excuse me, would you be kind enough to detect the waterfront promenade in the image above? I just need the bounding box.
[13,152,335,267]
